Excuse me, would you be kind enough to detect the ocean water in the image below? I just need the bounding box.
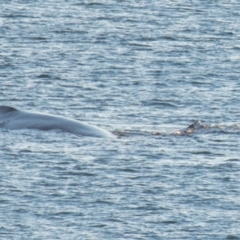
[1,1,240,239]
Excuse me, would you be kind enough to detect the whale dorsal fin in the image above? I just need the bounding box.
[187,120,202,130]
[0,106,18,113]
[171,120,204,135]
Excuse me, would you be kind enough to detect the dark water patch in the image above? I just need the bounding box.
[93,199,115,205]
[160,35,177,41]
[161,220,177,224]
[128,41,153,49]
[226,158,239,162]
[37,73,52,79]
[141,99,178,108]
[54,211,84,217]
[116,167,138,173]
[66,171,96,177]
[28,36,48,41]
[53,29,88,34]
[226,235,240,240]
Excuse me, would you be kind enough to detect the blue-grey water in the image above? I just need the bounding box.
[1,1,240,239]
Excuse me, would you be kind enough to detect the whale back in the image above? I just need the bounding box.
[0,106,18,114]
[0,106,115,138]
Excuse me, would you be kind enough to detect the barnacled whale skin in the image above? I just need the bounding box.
[0,106,115,138]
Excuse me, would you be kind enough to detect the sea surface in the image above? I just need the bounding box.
[1,1,240,239]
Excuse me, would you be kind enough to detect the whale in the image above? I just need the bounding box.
[0,106,116,138]
[150,120,206,136]
[171,120,206,135]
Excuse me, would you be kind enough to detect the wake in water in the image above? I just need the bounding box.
[113,120,240,137]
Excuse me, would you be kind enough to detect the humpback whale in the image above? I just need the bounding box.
[0,106,115,138]
[171,120,206,135]
[151,120,205,136]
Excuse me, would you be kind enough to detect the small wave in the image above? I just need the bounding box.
[141,99,178,108]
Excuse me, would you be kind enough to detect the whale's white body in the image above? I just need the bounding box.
[0,106,115,138]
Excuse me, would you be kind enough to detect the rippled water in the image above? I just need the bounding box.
[1,1,240,239]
